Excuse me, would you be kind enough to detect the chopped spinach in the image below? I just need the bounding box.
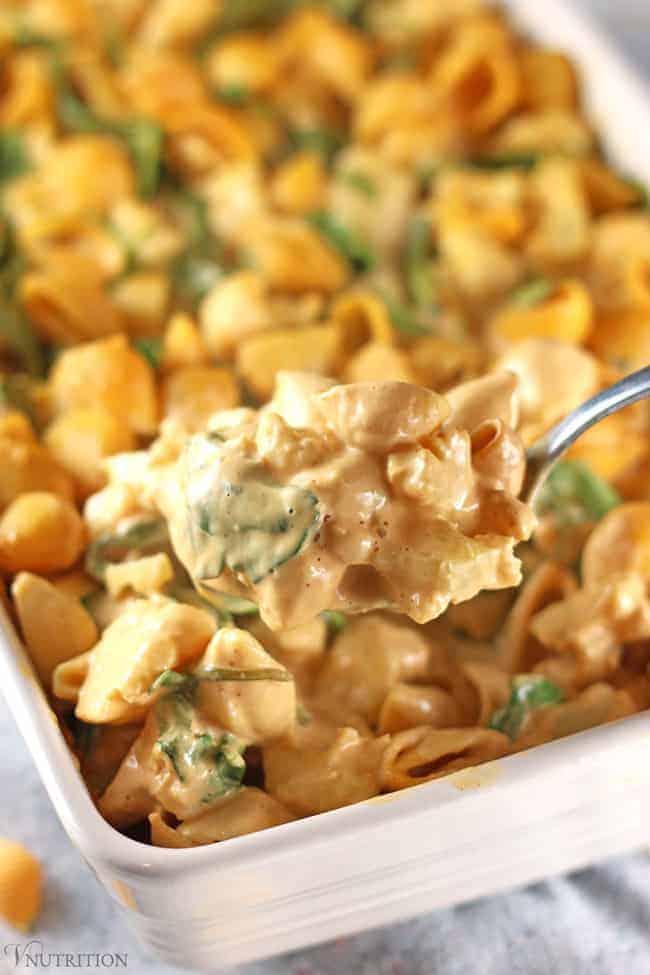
[296,703,312,726]
[339,170,377,198]
[50,56,163,197]
[200,664,293,683]
[537,460,621,525]
[0,375,38,426]
[153,670,193,692]
[490,675,564,740]
[104,23,126,67]
[0,220,11,266]
[12,26,62,50]
[55,85,103,133]
[375,289,430,337]
[168,584,234,627]
[154,687,246,800]
[85,518,169,583]
[416,161,440,192]
[192,475,321,583]
[105,218,139,279]
[167,187,223,307]
[154,686,197,783]
[118,119,164,198]
[466,153,541,172]
[158,737,184,778]
[173,253,223,306]
[619,176,650,211]
[0,229,28,294]
[326,0,365,22]
[166,184,211,243]
[0,130,32,187]
[210,0,365,31]
[217,0,297,30]
[307,211,375,272]
[200,733,246,803]
[509,276,553,308]
[383,50,418,72]
[79,589,105,625]
[132,336,164,371]
[184,435,321,584]
[152,665,292,693]
[188,732,218,762]
[0,227,46,378]
[289,127,345,162]
[404,216,438,308]
[216,84,253,106]
[198,589,259,617]
[0,297,46,377]
[172,582,258,626]
[321,610,347,634]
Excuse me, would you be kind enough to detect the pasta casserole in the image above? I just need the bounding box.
[1,0,650,849]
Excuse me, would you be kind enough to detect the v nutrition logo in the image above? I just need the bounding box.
[2,940,128,970]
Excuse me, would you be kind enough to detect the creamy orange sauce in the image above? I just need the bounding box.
[168,376,534,630]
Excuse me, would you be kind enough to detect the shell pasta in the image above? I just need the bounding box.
[1,0,650,848]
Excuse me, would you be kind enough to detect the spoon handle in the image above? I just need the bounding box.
[524,364,650,505]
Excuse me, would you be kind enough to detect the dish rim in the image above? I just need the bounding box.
[0,0,649,898]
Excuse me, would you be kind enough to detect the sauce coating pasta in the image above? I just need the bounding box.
[167,376,534,628]
[1,0,650,848]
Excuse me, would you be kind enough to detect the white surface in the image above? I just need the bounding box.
[2,2,650,973]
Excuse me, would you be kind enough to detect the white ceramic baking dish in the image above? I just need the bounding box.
[3,1,650,969]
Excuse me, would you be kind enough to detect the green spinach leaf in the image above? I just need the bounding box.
[152,665,292,692]
[184,434,321,585]
[466,153,541,171]
[619,176,650,211]
[200,732,246,802]
[307,211,375,272]
[217,0,297,30]
[196,588,259,617]
[339,170,377,198]
[509,277,553,308]
[0,297,46,377]
[489,675,564,740]
[216,84,253,106]
[133,336,164,371]
[154,688,246,800]
[0,227,46,378]
[85,518,169,582]
[537,460,621,525]
[321,610,347,634]
[375,289,430,337]
[289,126,345,162]
[0,375,38,425]
[50,57,164,197]
[0,130,32,186]
[117,119,164,198]
[326,0,365,22]
[168,584,234,627]
[404,216,438,308]
[173,253,223,306]
[167,187,223,307]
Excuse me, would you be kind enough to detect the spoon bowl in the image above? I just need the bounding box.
[523,365,650,506]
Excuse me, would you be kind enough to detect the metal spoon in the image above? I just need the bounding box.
[523,365,650,506]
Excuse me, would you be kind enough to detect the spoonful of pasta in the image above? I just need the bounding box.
[160,367,650,633]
